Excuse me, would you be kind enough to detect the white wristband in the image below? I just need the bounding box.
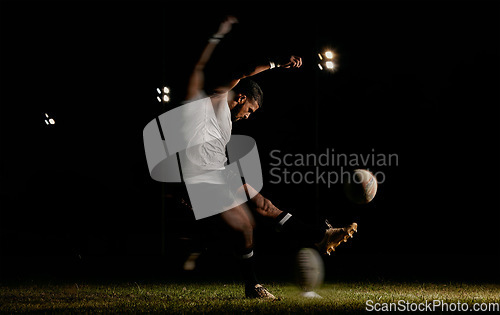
[209,34,224,44]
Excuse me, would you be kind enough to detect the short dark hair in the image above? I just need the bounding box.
[233,79,263,108]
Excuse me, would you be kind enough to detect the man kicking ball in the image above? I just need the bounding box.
[178,16,357,299]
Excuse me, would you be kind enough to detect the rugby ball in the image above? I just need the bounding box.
[295,248,324,292]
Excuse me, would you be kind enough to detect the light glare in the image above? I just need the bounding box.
[163,95,170,102]
[325,51,334,59]
[326,61,335,69]
[163,87,170,94]
[157,96,162,102]
[156,88,161,94]
[49,118,55,124]
[318,53,323,60]
[318,64,323,70]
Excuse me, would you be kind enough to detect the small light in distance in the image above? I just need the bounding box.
[163,86,170,94]
[318,53,323,60]
[49,118,55,125]
[325,51,334,59]
[326,61,335,69]
[157,96,162,102]
[318,64,323,70]
[45,113,49,118]
[45,120,49,125]
[156,88,161,94]
[163,95,170,102]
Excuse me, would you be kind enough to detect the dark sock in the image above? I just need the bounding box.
[238,249,258,287]
[275,212,325,245]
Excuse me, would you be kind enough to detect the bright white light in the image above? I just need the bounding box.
[45,113,49,118]
[157,96,162,102]
[318,53,323,60]
[45,120,49,125]
[318,64,323,70]
[163,95,170,102]
[156,88,161,94]
[326,61,335,69]
[325,51,334,59]
[163,86,170,94]
[49,118,55,124]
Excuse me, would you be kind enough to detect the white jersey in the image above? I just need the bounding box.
[179,92,232,184]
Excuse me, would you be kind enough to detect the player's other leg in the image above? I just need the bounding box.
[244,184,358,255]
[219,203,276,299]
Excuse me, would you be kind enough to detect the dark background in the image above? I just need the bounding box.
[1,1,499,283]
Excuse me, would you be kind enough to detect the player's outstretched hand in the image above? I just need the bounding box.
[278,55,303,69]
[214,16,238,37]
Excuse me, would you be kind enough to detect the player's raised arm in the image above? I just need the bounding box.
[211,55,303,95]
[185,16,238,101]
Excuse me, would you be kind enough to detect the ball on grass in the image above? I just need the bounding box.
[295,248,324,292]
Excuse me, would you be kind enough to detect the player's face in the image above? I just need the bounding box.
[231,96,259,122]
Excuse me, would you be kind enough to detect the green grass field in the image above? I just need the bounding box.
[1,281,499,313]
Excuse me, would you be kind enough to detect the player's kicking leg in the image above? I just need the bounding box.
[244,184,358,255]
[315,220,357,256]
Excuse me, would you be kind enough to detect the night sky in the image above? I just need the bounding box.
[1,1,499,282]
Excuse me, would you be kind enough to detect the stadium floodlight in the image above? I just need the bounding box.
[317,49,337,72]
[156,85,171,104]
[44,113,55,126]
